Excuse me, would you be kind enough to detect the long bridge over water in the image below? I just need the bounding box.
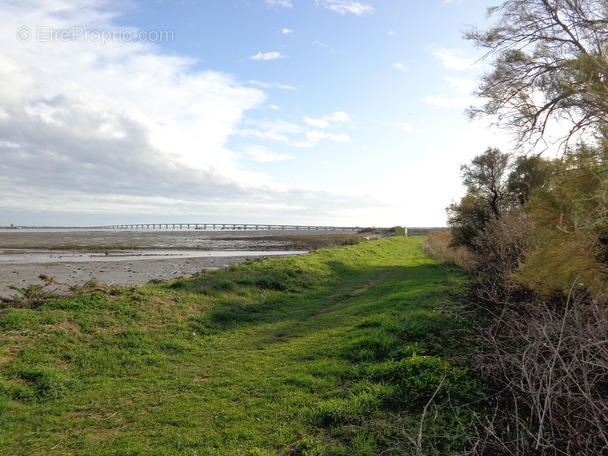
[3,224,447,234]
[94,223,361,231]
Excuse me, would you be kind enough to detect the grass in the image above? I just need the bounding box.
[0,237,481,455]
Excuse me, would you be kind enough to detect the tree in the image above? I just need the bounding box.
[458,5,608,453]
[461,147,512,218]
[447,193,494,248]
[507,155,558,204]
[448,148,513,247]
[518,143,608,295]
[466,0,608,148]
[448,148,557,248]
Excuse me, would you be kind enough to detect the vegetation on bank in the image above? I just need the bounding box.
[431,1,608,453]
[438,147,608,456]
[0,237,486,456]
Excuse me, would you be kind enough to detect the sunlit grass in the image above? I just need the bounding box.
[0,237,480,455]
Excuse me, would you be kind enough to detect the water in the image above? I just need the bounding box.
[0,229,319,296]
[0,249,307,265]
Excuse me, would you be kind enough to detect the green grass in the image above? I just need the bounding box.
[0,237,482,455]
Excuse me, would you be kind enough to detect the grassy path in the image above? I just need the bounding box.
[0,237,476,455]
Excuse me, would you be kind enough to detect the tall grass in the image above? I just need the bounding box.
[422,231,476,268]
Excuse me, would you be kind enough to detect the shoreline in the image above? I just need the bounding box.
[0,254,272,298]
[0,230,363,298]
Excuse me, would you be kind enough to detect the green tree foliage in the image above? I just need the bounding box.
[449,145,608,455]
[518,144,608,295]
[462,0,608,294]
[466,0,608,147]
[461,147,512,218]
[508,155,559,205]
[453,2,608,454]
[447,193,494,248]
[448,148,512,247]
[447,148,552,248]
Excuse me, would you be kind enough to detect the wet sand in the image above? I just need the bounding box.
[0,254,260,297]
[0,229,353,298]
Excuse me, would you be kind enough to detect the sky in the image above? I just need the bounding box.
[0,0,512,227]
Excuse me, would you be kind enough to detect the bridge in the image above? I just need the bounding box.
[92,223,361,231]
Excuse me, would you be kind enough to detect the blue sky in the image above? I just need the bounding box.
[0,0,510,227]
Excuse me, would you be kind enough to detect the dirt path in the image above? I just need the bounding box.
[312,272,392,316]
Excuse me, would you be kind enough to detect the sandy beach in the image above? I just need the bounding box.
[0,229,353,298]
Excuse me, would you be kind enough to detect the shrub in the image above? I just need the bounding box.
[477,290,608,455]
[422,232,476,268]
[1,285,57,309]
[340,236,361,246]
[469,211,534,311]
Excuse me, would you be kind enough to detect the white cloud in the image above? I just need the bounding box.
[392,62,409,72]
[0,1,400,226]
[299,112,352,146]
[244,118,302,134]
[430,46,481,71]
[249,51,287,61]
[0,2,278,215]
[244,145,294,162]
[282,28,294,34]
[266,0,293,8]
[327,111,351,123]
[239,129,290,142]
[304,111,351,128]
[248,80,296,90]
[423,77,479,109]
[316,0,373,15]
[306,130,351,142]
[304,117,329,128]
[313,41,331,49]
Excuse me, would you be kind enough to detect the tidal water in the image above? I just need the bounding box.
[0,249,307,265]
[0,229,329,265]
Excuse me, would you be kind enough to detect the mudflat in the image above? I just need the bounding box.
[0,229,351,298]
